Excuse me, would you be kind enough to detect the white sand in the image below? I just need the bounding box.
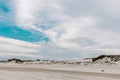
[0,70,119,80]
[0,63,119,80]
[1,63,120,74]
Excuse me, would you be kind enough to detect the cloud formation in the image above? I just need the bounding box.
[0,36,44,59]
[0,0,120,60]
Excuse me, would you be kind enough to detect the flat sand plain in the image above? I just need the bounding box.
[0,63,119,80]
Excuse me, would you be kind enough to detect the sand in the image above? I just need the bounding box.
[0,63,119,80]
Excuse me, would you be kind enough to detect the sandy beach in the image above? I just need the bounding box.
[0,63,119,80]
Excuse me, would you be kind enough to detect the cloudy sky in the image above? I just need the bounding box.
[0,0,120,60]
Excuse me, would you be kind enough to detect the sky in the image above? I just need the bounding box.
[0,0,120,60]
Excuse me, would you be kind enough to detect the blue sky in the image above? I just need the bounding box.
[0,0,120,60]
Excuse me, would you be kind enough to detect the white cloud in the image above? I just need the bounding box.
[44,16,97,49]
[4,0,120,59]
[95,0,120,18]
[13,0,61,29]
[0,37,45,59]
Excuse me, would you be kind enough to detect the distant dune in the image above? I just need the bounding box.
[0,55,120,80]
